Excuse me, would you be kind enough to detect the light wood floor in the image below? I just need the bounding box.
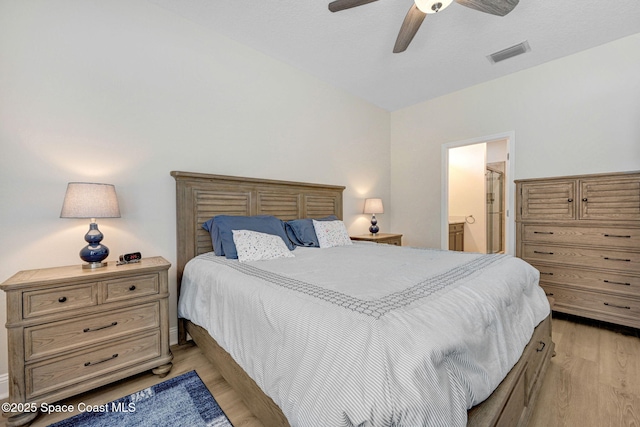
[2,315,639,427]
[529,314,640,427]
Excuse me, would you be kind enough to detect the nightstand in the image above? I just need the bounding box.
[1,256,173,427]
[350,233,402,246]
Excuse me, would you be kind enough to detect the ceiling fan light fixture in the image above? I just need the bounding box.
[414,0,453,14]
[330,0,521,53]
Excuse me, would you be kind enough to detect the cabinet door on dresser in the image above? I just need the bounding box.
[448,223,464,251]
[580,175,640,221]
[519,180,576,221]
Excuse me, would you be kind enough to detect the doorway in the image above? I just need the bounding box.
[440,132,515,255]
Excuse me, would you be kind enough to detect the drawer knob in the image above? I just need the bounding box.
[84,354,118,367]
[604,234,631,239]
[84,322,118,333]
[58,296,67,303]
[536,341,546,352]
[534,231,554,235]
[129,285,136,291]
[567,198,573,202]
[582,198,588,202]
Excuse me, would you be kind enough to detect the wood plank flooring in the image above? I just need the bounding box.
[2,314,638,427]
[529,314,640,427]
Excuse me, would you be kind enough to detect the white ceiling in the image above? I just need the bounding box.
[148,0,640,111]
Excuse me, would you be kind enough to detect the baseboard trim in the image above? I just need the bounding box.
[170,325,178,346]
[0,373,8,400]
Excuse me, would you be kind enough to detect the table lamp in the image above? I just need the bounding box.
[363,198,384,235]
[60,182,121,269]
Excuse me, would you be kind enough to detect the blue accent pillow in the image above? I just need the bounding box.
[212,215,295,259]
[202,218,225,256]
[285,215,338,247]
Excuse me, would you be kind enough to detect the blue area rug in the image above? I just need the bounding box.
[48,371,233,427]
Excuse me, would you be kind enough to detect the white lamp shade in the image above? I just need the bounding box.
[60,182,121,218]
[363,198,384,214]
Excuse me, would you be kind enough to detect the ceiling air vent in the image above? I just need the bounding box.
[487,41,530,64]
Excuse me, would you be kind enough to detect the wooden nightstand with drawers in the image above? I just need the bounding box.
[350,233,403,246]
[1,256,173,427]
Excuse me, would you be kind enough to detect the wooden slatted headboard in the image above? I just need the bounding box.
[171,171,345,342]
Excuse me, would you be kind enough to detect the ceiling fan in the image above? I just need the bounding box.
[328,0,519,53]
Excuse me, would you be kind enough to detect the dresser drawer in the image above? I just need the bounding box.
[530,263,640,298]
[449,223,464,233]
[104,273,159,303]
[23,283,98,319]
[523,316,552,403]
[523,244,640,274]
[523,225,640,249]
[25,302,160,361]
[542,284,640,328]
[27,331,161,399]
[496,367,526,427]
[382,238,402,246]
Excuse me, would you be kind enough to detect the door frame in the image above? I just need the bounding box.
[440,131,516,254]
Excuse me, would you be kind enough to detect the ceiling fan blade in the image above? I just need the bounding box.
[455,0,519,16]
[393,4,426,53]
[328,0,378,12]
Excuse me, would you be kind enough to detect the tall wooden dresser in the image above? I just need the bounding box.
[515,171,640,329]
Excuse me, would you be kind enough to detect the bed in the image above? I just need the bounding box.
[171,171,554,427]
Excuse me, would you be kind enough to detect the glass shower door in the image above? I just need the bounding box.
[486,168,504,253]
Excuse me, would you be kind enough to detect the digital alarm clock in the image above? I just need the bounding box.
[117,252,142,265]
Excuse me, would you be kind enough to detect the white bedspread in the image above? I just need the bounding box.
[179,243,549,427]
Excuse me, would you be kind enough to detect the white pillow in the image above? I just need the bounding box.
[312,220,353,248]
[232,229,295,262]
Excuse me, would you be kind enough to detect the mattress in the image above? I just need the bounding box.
[178,242,550,427]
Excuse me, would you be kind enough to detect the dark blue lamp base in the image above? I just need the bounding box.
[369,214,379,235]
[80,221,109,269]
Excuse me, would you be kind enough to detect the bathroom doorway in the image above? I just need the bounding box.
[441,132,515,255]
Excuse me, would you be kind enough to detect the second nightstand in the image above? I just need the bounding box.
[350,233,402,246]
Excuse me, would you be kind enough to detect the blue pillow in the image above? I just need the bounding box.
[213,215,295,259]
[284,222,304,247]
[202,218,225,256]
[285,215,338,247]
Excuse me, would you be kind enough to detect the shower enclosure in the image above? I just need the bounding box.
[486,166,505,254]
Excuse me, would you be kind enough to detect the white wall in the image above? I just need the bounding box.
[390,33,640,249]
[0,0,390,385]
[486,140,508,166]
